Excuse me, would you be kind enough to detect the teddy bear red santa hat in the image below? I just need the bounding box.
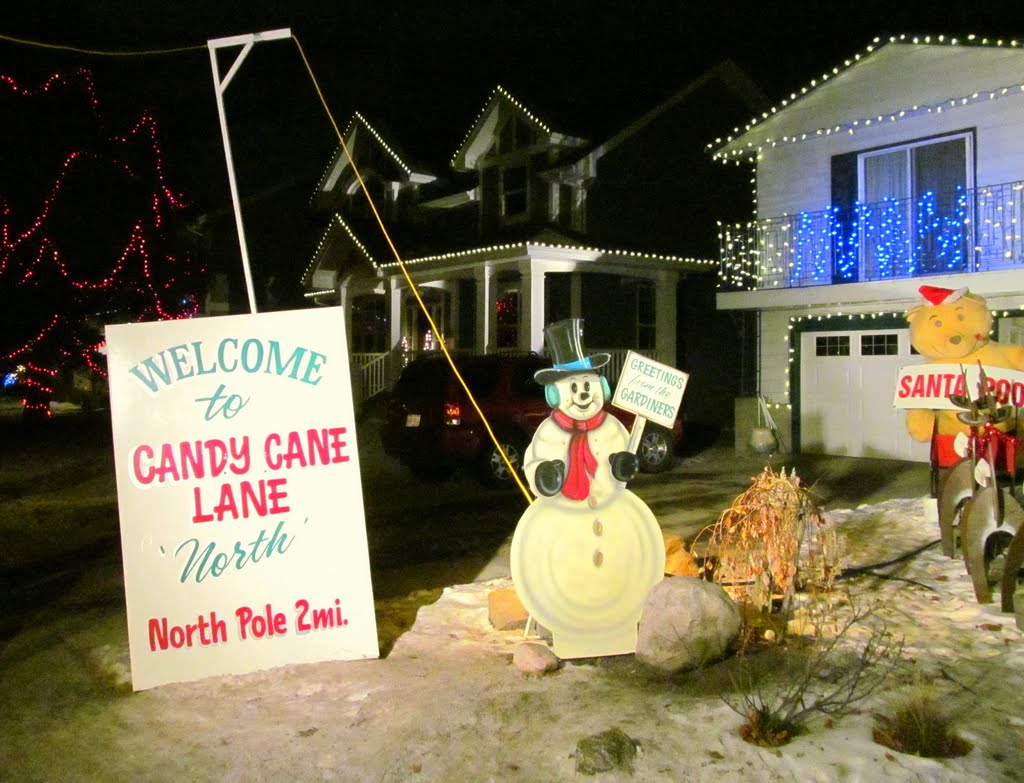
[918,284,968,305]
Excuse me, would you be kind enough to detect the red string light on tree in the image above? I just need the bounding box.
[1,67,202,417]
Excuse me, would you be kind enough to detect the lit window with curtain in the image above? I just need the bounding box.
[831,131,973,282]
[858,133,972,278]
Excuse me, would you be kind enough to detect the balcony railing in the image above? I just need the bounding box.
[719,180,1024,291]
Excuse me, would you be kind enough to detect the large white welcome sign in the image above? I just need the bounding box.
[106,307,378,690]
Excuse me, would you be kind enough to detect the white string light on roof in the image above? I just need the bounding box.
[308,111,416,205]
[301,213,378,286]
[707,34,1024,162]
[377,241,715,270]
[451,84,554,166]
[352,111,412,175]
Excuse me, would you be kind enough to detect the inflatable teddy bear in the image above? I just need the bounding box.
[905,285,1024,465]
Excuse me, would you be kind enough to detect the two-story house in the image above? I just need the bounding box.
[303,63,769,425]
[713,35,1024,460]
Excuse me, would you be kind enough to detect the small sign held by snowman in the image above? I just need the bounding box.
[511,320,681,659]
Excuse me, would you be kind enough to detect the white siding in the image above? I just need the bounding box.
[730,42,1024,458]
[757,90,1024,218]
[759,309,797,404]
[723,43,1024,161]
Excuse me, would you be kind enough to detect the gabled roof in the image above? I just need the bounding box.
[593,60,769,161]
[310,111,435,207]
[301,213,377,289]
[711,34,1024,162]
[450,84,588,171]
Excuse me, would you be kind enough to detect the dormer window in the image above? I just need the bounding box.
[498,115,533,153]
[348,177,390,221]
[554,184,574,228]
[501,165,528,218]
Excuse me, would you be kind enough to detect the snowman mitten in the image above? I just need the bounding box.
[609,451,639,482]
[535,459,566,496]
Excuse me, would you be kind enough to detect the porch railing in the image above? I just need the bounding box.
[349,346,663,407]
[719,179,1024,291]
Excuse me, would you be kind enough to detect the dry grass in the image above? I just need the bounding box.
[873,686,974,758]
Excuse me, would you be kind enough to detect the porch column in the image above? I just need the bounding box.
[387,276,403,349]
[474,265,497,352]
[655,270,678,365]
[570,272,582,318]
[447,279,460,351]
[337,274,353,352]
[518,259,546,353]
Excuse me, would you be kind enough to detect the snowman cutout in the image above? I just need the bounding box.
[511,319,665,659]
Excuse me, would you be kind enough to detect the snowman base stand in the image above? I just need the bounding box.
[511,489,665,659]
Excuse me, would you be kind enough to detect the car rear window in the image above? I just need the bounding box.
[393,359,451,398]
[458,362,500,398]
[511,362,546,399]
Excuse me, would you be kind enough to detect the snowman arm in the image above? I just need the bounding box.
[609,451,639,483]
[534,460,566,496]
[524,417,569,495]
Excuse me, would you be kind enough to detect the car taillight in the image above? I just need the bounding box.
[444,401,461,425]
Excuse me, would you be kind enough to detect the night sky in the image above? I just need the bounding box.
[2,1,1021,304]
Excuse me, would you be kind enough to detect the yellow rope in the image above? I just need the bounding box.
[290,36,535,505]
[0,32,205,56]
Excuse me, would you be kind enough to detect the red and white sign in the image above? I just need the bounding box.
[893,363,1024,409]
[106,307,378,690]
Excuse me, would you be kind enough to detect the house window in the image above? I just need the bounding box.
[554,184,574,227]
[496,290,519,348]
[858,132,972,277]
[501,166,527,218]
[815,336,850,356]
[861,333,898,356]
[498,115,532,153]
[351,295,387,354]
[349,177,390,221]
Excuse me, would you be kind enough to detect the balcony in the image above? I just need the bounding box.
[718,180,1024,291]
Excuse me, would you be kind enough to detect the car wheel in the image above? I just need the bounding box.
[638,425,674,473]
[479,433,526,488]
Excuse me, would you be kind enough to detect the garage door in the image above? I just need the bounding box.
[800,328,929,461]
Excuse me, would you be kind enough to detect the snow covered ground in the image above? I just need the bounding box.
[2,495,1023,782]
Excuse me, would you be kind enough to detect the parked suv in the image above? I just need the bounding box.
[380,352,682,487]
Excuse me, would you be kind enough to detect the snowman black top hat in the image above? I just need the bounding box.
[534,318,610,384]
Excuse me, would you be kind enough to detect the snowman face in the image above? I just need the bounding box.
[551,372,606,421]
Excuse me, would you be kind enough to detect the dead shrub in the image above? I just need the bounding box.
[726,592,903,747]
[697,467,843,617]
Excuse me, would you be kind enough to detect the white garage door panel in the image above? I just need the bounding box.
[800,329,929,462]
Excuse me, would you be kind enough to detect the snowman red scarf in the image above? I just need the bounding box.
[550,409,607,500]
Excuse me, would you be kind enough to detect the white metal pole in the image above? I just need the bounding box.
[207,28,292,315]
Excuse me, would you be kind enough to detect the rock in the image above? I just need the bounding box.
[636,577,741,674]
[575,727,638,775]
[663,533,700,577]
[513,642,560,675]
[488,586,528,631]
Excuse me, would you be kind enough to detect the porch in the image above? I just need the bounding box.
[718,179,1024,291]
[350,346,667,407]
